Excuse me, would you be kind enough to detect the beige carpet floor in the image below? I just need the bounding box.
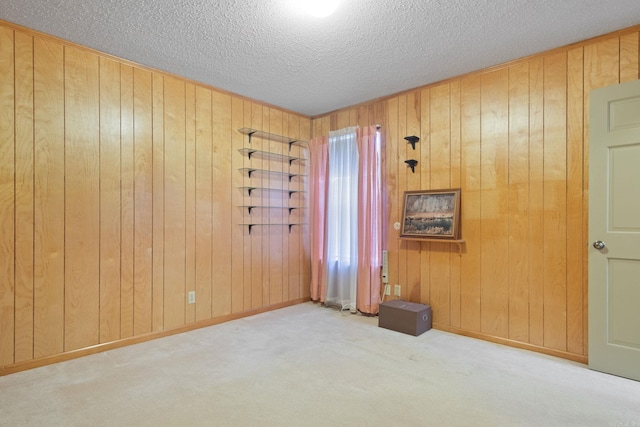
[1,301,639,427]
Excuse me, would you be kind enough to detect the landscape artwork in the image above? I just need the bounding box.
[400,189,461,239]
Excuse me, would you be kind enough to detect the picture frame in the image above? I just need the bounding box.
[400,188,461,240]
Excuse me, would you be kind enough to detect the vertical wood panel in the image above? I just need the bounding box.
[242,101,254,310]
[99,57,122,343]
[211,91,232,316]
[133,68,153,335]
[419,89,431,307]
[480,69,509,338]
[429,84,452,324]
[397,95,409,300]
[269,108,285,305]
[250,103,264,309]
[230,96,245,313]
[507,63,530,342]
[0,27,15,365]
[14,31,35,362]
[64,46,100,351]
[528,57,545,346]
[288,113,302,301]
[405,92,421,303]
[299,117,312,299]
[459,76,481,332]
[543,52,568,351]
[151,72,165,331]
[449,81,462,328]
[620,32,639,82]
[195,86,213,321]
[566,47,585,355]
[185,83,197,323]
[120,65,134,338]
[261,107,271,306]
[280,113,291,303]
[33,37,65,358]
[163,76,187,328]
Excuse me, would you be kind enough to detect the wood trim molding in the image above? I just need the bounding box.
[0,298,311,377]
[433,323,589,365]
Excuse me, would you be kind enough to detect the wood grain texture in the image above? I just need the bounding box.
[0,27,16,366]
[542,52,568,351]
[479,69,510,339]
[151,72,165,331]
[99,57,122,344]
[2,21,312,373]
[64,46,101,351]
[120,64,135,339]
[195,86,213,321]
[507,62,530,343]
[419,88,431,309]
[269,108,285,306]
[211,91,232,317]
[566,47,585,355]
[33,37,65,358]
[230,96,245,313]
[620,32,639,82]
[528,57,545,347]
[185,83,197,323]
[261,107,272,307]
[14,31,35,362]
[459,76,482,332]
[429,84,452,325]
[163,76,187,329]
[405,92,421,303]
[133,68,153,335]
[250,103,264,310]
[449,81,462,329]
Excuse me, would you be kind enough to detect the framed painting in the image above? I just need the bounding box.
[400,188,461,240]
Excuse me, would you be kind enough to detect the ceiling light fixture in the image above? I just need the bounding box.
[302,0,340,18]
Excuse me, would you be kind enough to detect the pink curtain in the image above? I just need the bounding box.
[309,136,329,302]
[356,126,383,314]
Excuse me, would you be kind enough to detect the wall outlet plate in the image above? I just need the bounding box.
[384,284,391,295]
[394,285,401,297]
[188,291,196,304]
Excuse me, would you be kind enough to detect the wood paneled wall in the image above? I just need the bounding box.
[312,28,640,361]
[0,21,311,373]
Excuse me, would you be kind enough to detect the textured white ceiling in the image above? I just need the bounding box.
[2,1,640,116]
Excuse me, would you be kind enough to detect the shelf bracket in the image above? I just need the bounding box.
[288,140,297,151]
[288,207,295,215]
[288,224,295,233]
[404,135,420,150]
[248,224,255,235]
[405,159,418,173]
[248,131,256,145]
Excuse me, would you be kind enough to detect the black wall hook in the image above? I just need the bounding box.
[405,159,418,173]
[404,135,420,150]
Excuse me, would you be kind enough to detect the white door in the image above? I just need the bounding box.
[589,78,640,382]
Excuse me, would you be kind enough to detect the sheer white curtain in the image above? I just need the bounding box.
[325,126,359,311]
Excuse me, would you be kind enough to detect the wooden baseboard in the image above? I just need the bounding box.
[0,298,310,377]
[433,323,588,364]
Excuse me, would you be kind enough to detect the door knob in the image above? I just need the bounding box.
[593,240,606,250]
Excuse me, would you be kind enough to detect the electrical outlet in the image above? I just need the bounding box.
[394,285,401,297]
[384,284,391,295]
[188,291,196,304]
